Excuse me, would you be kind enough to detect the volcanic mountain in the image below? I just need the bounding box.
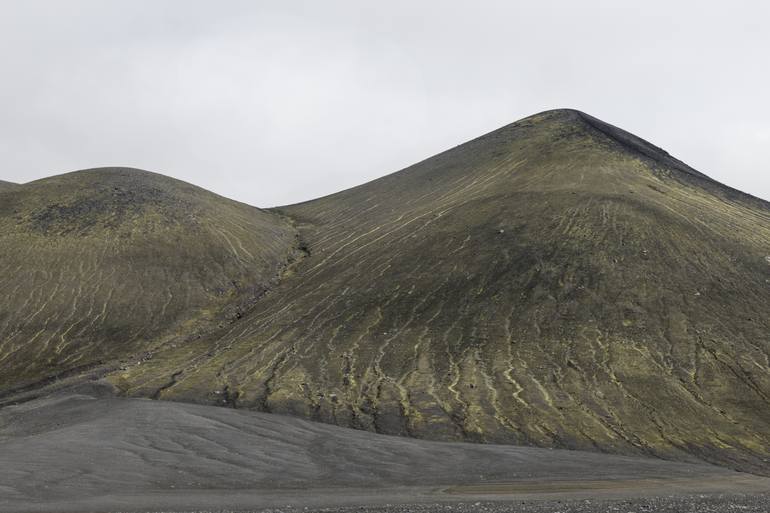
[1,109,769,475]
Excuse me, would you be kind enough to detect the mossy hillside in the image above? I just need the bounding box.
[0,168,297,392]
[110,111,770,473]
[0,180,19,191]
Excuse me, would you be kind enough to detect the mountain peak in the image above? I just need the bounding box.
[505,109,707,179]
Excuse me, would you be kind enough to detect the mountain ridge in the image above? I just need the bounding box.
[281,109,769,213]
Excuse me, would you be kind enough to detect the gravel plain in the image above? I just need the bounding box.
[1,385,768,513]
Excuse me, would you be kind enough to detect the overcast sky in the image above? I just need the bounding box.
[1,1,769,206]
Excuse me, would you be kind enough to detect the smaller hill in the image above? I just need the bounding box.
[0,168,298,394]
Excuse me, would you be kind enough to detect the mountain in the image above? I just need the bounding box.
[0,168,299,394]
[1,110,769,474]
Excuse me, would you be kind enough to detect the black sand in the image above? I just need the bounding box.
[1,385,767,513]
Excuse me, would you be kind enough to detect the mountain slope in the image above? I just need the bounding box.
[108,110,770,473]
[0,180,19,191]
[0,168,298,393]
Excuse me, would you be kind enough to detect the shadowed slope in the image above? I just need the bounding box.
[0,180,19,191]
[0,168,297,393]
[110,110,770,473]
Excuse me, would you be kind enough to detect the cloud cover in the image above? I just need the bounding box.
[1,1,768,205]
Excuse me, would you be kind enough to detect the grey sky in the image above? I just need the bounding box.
[1,1,769,206]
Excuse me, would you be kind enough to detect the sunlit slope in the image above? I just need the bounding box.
[112,110,770,472]
[0,168,297,392]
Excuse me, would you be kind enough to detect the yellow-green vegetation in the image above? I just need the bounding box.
[0,168,297,393]
[2,110,769,474]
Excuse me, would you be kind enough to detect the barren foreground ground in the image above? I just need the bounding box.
[273,495,770,513]
[0,384,767,513]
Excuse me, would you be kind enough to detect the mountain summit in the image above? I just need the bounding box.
[2,110,769,474]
